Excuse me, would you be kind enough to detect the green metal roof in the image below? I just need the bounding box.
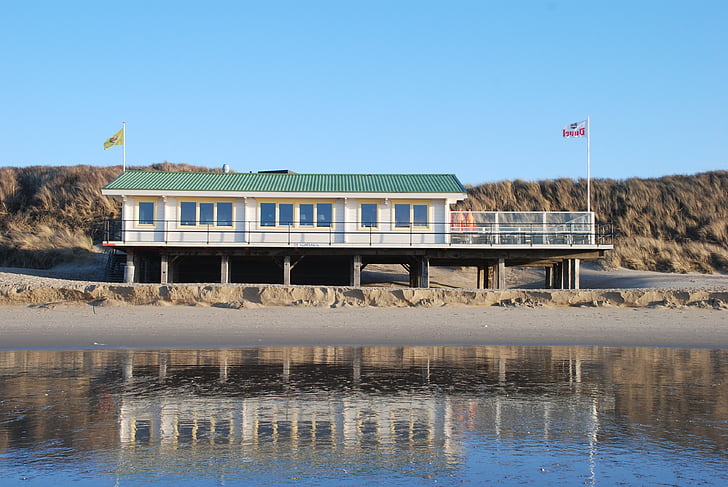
[103,170,466,194]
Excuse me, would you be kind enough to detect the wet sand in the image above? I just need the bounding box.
[1,304,726,350]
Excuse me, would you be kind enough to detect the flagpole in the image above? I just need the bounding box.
[586,115,591,213]
[122,121,127,172]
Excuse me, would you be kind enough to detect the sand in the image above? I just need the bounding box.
[0,262,726,350]
[0,304,725,350]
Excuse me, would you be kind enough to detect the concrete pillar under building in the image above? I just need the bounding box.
[563,259,573,289]
[569,258,580,289]
[551,259,581,289]
[350,255,362,287]
[160,254,169,284]
[553,262,563,289]
[408,256,430,288]
[544,265,553,289]
[477,265,486,289]
[283,255,291,285]
[124,251,135,283]
[407,262,416,288]
[495,258,506,289]
[420,256,430,288]
[220,255,230,284]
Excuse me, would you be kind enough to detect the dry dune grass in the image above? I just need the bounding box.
[0,163,215,268]
[0,164,726,273]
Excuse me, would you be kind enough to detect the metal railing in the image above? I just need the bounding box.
[102,212,613,247]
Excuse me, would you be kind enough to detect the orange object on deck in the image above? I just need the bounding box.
[466,211,476,231]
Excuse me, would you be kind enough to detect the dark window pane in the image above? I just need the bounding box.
[279,204,294,226]
[138,202,155,225]
[217,202,233,226]
[200,203,214,225]
[361,204,377,227]
[413,205,428,226]
[299,204,314,226]
[317,203,332,227]
[180,202,197,226]
[260,203,276,227]
[395,204,410,228]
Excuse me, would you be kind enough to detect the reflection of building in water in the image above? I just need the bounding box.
[119,392,608,450]
[116,346,613,465]
[2,345,726,463]
[120,394,457,456]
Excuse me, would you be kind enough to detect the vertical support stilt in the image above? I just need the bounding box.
[553,262,563,289]
[351,255,362,287]
[124,251,135,283]
[495,258,506,289]
[420,256,430,288]
[160,254,169,284]
[570,258,580,289]
[221,255,230,284]
[408,259,418,288]
[283,255,291,285]
[563,259,573,289]
[544,265,553,289]
[486,265,496,289]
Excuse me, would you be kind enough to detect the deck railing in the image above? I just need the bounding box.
[102,211,612,247]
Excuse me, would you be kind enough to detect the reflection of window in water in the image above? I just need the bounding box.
[178,420,195,443]
[215,420,232,444]
[134,419,151,444]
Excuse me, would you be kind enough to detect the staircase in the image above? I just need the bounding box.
[104,250,126,282]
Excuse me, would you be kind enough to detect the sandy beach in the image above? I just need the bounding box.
[0,304,725,350]
[1,262,727,350]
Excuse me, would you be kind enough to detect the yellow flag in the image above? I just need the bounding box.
[104,129,124,150]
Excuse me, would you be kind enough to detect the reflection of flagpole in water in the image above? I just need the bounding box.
[588,396,599,486]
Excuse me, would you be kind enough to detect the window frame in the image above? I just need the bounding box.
[178,199,236,228]
[136,200,156,226]
[279,203,295,227]
[394,203,411,228]
[316,203,333,228]
[299,203,314,227]
[216,202,233,227]
[360,202,379,229]
[391,200,430,230]
[257,200,335,229]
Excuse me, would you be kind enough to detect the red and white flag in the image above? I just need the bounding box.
[562,120,587,138]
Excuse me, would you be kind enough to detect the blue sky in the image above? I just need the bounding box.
[1,0,726,186]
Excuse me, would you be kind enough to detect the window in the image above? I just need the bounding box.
[180,201,235,226]
[393,202,430,229]
[260,203,276,227]
[217,202,233,226]
[279,203,294,226]
[395,204,410,228]
[361,204,377,228]
[180,202,197,226]
[138,202,155,225]
[413,205,428,227]
[200,203,214,225]
[299,204,314,226]
[259,202,333,227]
[317,203,332,227]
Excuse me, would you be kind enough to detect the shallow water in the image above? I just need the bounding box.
[0,346,726,486]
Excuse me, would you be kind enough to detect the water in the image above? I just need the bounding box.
[0,346,726,486]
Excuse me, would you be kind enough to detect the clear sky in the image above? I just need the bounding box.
[1,0,726,186]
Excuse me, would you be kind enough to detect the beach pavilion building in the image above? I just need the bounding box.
[101,169,611,288]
